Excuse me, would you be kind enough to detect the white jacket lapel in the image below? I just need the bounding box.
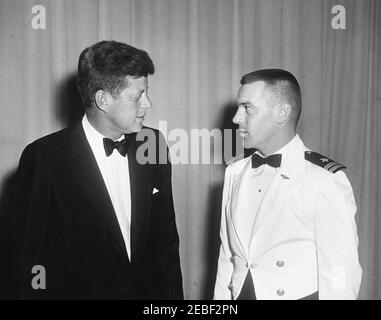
[228,157,252,258]
[249,135,308,248]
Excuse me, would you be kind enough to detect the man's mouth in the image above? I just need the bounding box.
[238,128,248,137]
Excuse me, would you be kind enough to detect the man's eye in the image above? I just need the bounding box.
[132,91,145,100]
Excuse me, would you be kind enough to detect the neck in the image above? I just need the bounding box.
[86,111,123,141]
[259,130,296,156]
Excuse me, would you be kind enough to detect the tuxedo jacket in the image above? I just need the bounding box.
[2,123,183,299]
[214,135,362,300]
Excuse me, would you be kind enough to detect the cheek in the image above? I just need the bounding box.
[108,105,136,128]
[117,102,138,119]
[246,116,260,134]
[246,113,272,136]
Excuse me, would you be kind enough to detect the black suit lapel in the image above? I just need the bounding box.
[66,124,129,263]
[127,134,152,264]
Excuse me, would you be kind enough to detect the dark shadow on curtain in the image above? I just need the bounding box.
[0,169,17,241]
[55,73,84,127]
[201,101,237,299]
[0,169,17,235]
[0,168,18,299]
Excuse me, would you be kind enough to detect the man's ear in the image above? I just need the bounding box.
[277,103,292,124]
[94,90,111,112]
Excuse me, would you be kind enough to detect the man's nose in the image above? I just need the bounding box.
[141,94,152,109]
[233,108,244,125]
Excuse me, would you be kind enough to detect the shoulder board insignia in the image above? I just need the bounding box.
[226,154,244,166]
[305,151,346,173]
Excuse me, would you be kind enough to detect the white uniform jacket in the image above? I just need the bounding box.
[214,135,362,300]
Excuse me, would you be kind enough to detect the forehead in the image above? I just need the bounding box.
[237,81,268,104]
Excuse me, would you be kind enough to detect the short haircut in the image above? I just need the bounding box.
[77,40,155,108]
[240,69,302,126]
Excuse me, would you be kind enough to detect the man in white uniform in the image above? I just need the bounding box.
[214,69,362,300]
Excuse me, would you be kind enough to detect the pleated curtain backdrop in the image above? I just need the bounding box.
[0,0,380,299]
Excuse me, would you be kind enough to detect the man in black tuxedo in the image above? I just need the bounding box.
[2,40,183,299]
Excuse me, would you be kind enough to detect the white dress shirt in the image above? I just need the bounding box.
[82,115,132,260]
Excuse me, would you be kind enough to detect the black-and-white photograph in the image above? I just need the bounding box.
[0,0,379,308]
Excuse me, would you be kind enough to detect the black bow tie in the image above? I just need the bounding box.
[251,153,282,169]
[244,148,258,158]
[103,136,129,157]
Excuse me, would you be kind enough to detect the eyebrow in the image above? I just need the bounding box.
[238,101,252,106]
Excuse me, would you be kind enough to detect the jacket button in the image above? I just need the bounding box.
[277,289,285,296]
[230,256,235,263]
[228,284,233,290]
[276,260,285,267]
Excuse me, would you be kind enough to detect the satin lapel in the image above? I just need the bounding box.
[127,134,151,263]
[67,124,129,262]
